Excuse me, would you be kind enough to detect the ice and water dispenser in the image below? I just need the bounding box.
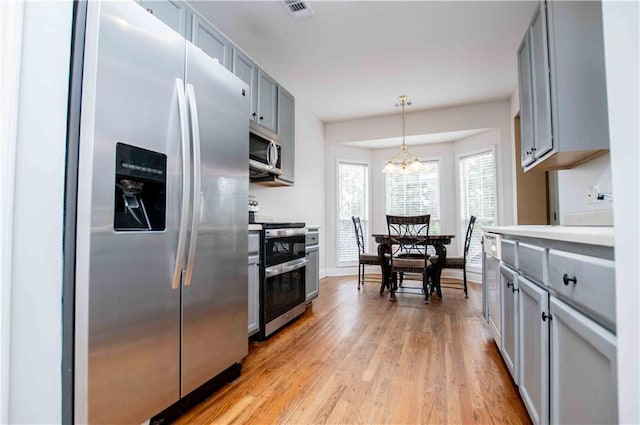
[114,143,167,231]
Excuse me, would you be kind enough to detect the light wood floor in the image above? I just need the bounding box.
[176,275,531,424]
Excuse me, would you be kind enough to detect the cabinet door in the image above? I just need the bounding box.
[248,254,259,335]
[517,29,535,168]
[485,255,501,345]
[139,0,187,37]
[232,49,258,121]
[190,13,232,70]
[529,3,553,160]
[518,276,549,425]
[500,264,519,384]
[549,297,617,424]
[305,246,319,301]
[257,69,278,133]
[277,86,295,184]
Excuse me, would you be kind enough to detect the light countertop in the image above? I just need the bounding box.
[248,224,262,231]
[483,225,614,247]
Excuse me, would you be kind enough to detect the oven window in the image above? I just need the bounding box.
[264,269,306,322]
[264,235,305,267]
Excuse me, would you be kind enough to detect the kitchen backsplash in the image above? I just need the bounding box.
[557,153,613,225]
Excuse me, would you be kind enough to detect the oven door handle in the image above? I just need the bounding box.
[265,258,308,278]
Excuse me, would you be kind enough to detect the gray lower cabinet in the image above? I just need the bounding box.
[305,245,319,302]
[248,255,259,336]
[277,86,295,184]
[257,69,278,133]
[189,12,232,70]
[500,263,519,385]
[518,275,549,425]
[248,232,260,336]
[549,296,617,424]
[138,0,188,37]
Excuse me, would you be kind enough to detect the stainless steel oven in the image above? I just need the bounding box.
[259,224,307,338]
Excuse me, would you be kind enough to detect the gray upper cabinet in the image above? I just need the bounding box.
[277,86,295,184]
[257,70,278,133]
[139,0,188,37]
[232,49,258,121]
[517,1,609,172]
[189,12,232,70]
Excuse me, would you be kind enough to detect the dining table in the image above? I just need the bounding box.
[372,233,455,298]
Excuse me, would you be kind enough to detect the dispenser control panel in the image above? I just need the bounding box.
[114,143,166,231]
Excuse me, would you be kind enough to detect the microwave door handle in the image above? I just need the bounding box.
[184,83,201,287]
[268,141,277,168]
[172,78,190,290]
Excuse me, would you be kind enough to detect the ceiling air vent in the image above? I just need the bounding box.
[283,0,315,19]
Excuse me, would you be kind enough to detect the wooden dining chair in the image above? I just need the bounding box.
[386,215,432,303]
[436,215,476,297]
[351,216,383,290]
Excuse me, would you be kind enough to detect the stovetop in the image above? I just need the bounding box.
[257,222,305,229]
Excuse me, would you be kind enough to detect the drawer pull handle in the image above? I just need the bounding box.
[563,274,577,286]
[542,312,552,322]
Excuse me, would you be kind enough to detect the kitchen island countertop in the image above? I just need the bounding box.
[483,225,614,247]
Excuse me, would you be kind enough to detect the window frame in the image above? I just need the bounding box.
[383,158,443,235]
[456,145,498,271]
[336,158,371,267]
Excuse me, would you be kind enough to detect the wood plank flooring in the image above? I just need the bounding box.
[175,276,531,424]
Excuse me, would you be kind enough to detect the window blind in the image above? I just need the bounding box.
[459,150,496,269]
[337,162,368,263]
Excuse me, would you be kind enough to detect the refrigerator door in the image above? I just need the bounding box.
[75,2,186,423]
[181,44,250,396]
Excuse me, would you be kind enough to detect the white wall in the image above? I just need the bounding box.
[325,101,515,275]
[0,1,24,422]
[4,2,72,423]
[602,1,640,422]
[557,153,613,222]
[250,103,326,274]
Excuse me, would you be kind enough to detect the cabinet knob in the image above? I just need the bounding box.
[512,286,519,294]
[531,147,537,151]
[563,274,577,286]
[146,8,154,14]
[542,312,552,322]
[526,150,532,156]
[506,281,513,289]
[259,116,264,120]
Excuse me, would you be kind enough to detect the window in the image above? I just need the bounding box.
[459,150,496,269]
[337,161,368,264]
[385,161,441,234]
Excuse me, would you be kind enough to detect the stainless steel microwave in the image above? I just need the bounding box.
[249,122,282,176]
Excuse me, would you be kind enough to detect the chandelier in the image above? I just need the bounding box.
[382,95,425,174]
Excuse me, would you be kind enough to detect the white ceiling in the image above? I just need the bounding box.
[191,0,537,127]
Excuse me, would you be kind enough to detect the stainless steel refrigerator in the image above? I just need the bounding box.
[73,2,249,423]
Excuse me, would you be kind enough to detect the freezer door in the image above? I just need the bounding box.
[181,44,250,396]
[75,2,186,423]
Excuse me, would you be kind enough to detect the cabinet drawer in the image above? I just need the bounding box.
[306,231,319,246]
[548,249,615,331]
[518,242,546,284]
[501,239,518,269]
[248,232,260,254]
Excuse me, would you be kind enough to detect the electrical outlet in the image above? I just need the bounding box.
[586,185,599,204]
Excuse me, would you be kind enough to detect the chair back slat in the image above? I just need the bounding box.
[351,216,366,254]
[463,216,477,257]
[386,215,430,258]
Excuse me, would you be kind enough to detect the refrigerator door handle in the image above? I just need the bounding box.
[172,78,190,289]
[184,83,202,287]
